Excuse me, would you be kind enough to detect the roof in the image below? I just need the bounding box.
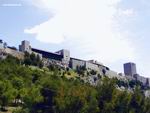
[32,48,63,61]
[70,57,86,62]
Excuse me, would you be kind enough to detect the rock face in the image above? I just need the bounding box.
[0,48,24,60]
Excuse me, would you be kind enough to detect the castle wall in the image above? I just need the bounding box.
[137,75,147,85]
[106,70,119,79]
[69,58,86,70]
[85,62,101,74]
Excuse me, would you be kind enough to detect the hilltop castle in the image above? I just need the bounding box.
[0,39,149,87]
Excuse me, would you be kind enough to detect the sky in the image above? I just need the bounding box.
[0,0,150,77]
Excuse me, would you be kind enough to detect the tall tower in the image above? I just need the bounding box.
[19,40,31,53]
[124,62,137,77]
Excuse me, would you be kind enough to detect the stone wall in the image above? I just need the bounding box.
[69,58,86,70]
[85,62,101,74]
[106,70,120,79]
[137,75,147,85]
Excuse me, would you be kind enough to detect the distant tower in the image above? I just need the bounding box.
[124,62,137,77]
[0,40,4,49]
[19,40,31,53]
[55,49,70,66]
[0,40,7,49]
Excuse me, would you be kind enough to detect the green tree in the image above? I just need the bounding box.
[22,85,43,113]
[0,80,15,111]
[129,87,145,113]
[97,77,116,113]
[11,77,24,105]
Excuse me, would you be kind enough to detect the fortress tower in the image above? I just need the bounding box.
[124,62,137,77]
[19,40,31,53]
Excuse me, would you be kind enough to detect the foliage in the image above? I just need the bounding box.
[24,52,43,68]
[90,70,97,75]
[76,65,86,76]
[0,55,150,113]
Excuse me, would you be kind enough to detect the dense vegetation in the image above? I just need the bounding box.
[24,52,44,68]
[0,55,150,113]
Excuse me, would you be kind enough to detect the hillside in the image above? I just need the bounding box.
[0,55,150,113]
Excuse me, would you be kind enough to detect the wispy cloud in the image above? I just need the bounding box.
[1,3,22,7]
[24,0,135,64]
[0,0,22,7]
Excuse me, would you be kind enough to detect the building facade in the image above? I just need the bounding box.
[124,62,137,77]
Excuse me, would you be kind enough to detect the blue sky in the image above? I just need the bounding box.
[0,0,150,77]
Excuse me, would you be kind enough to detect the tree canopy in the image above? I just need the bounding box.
[0,55,149,113]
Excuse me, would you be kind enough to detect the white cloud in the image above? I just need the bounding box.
[24,0,135,64]
[118,9,135,17]
[122,9,135,16]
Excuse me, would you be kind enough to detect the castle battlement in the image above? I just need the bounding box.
[0,39,149,87]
